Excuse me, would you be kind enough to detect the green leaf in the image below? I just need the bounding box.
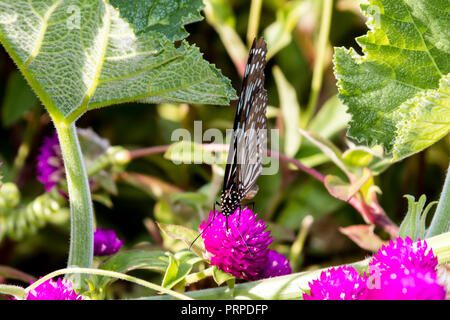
[307,95,351,139]
[263,0,307,60]
[97,250,169,288]
[0,0,236,123]
[342,148,374,169]
[393,74,450,160]
[212,266,234,286]
[339,224,385,252]
[334,0,450,158]
[298,128,350,177]
[162,250,201,289]
[110,0,204,41]
[273,66,301,157]
[324,168,372,201]
[1,71,38,127]
[157,222,206,259]
[399,194,438,241]
[154,200,177,225]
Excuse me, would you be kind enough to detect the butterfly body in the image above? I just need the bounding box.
[219,187,244,216]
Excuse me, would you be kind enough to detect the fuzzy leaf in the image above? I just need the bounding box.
[0,0,236,123]
[334,0,450,159]
[110,0,204,41]
[393,74,450,160]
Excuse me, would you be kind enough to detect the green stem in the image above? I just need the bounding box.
[426,163,450,238]
[289,215,314,271]
[24,267,192,300]
[247,0,263,46]
[303,0,333,127]
[54,122,93,281]
[11,106,40,182]
[0,284,26,299]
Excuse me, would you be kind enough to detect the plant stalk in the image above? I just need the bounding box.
[426,162,450,238]
[247,0,263,46]
[11,106,40,182]
[303,0,333,127]
[54,122,93,284]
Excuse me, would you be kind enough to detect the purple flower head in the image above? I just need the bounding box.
[199,207,273,280]
[371,237,438,272]
[367,237,445,300]
[366,266,445,300]
[36,132,65,191]
[94,228,124,256]
[263,250,292,278]
[303,266,368,300]
[26,278,82,300]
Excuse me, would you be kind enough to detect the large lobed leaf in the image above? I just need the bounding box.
[109,0,204,41]
[0,0,236,123]
[334,0,449,161]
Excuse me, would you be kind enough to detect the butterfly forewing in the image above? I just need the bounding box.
[222,38,267,212]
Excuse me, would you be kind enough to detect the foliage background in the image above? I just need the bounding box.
[0,0,448,298]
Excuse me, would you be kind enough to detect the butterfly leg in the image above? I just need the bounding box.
[188,202,219,251]
[237,205,242,229]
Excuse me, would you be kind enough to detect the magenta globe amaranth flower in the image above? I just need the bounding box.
[366,266,445,300]
[263,250,291,278]
[26,278,82,300]
[367,237,445,300]
[370,237,438,271]
[199,207,273,280]
[303,266,368,300]
[36,132,65,191]
[94,228,124,256]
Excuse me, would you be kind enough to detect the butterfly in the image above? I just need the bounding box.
[190,37,267,250]
[218,37,267,227]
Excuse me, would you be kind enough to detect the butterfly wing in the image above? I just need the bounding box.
[223,38,268,197]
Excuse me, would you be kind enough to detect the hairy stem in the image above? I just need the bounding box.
[54,122,93,284]
[426,162,450,238]
[24,267,192,300]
